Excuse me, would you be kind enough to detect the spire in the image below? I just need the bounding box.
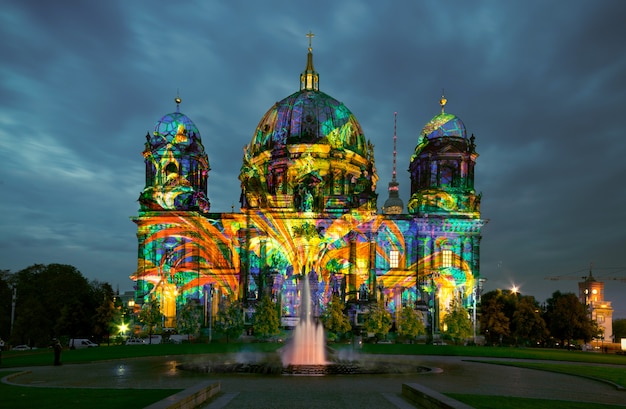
[300,31,319,91]
[382,112,403,214]
[439,89,447,114]
[587,263,596,281]
[175,90,182,113]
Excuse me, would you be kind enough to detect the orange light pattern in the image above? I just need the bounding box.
[132,208,482,326]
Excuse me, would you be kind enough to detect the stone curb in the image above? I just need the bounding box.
[402,383,475,409]
[143,380,220,409]
[1,370,32,385]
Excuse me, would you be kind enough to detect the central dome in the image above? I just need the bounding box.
[239,40,377,212]
[249,89,367,156]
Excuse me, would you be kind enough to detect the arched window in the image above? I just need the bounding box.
[442,249,453,268]
[390,250,400,269]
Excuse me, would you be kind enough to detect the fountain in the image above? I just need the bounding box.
[178,272,431,376]
[280,272,327,367]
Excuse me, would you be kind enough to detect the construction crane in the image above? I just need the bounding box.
[544,265,626,282]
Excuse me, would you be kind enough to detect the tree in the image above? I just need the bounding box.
[92,282,119,345]
[479,291,510,345]
[57,299,91,348]
[177,300,202,342]
[614,319,626,342]
[253,295,280,338]
[443,299,472,344]
[320,294,351,340]
[363,304,392,341]
[11,264,96,347]
[138,298,162,343]
[396,307,426,343]
[544,291,597,347]
[511,295,548,346]
[0,270,13,342]
[215,298,244,343]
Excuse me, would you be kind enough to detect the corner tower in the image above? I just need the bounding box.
[409,96,486,331]
[138,97,210,212]
[408,96,480,217]
[132,97,211,328]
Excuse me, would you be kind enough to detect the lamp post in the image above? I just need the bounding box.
[208,284,214,343]
[204,284,214,343]
[472,284,477,344]
[10,285,17,336]
[472,278,486,344]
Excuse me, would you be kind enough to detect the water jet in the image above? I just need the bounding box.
[280,271,327,368]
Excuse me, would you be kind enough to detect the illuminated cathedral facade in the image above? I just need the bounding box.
[131,40,486,333]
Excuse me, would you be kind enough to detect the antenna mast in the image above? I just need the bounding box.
[392,112,397,184]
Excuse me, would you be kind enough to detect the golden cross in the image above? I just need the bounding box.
[306,31,315,49]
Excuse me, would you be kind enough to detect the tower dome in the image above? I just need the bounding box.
[239,35,377,212]
[416,95,467,147]
[407,97,480,217]
[138,97,210,212]
[420,112,467,141]
[149,111,203,150]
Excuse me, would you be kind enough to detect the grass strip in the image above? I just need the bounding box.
[447,393,626,409]
[4,343,625,369]
[0,370,181,409]
[359,344,626,365]
[0,342,282,368]
[472,360,626,389]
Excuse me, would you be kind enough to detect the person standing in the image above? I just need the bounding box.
[52,338,62,366]
[0,338,4,366]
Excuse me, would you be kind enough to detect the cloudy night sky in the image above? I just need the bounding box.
[1,1,625,318]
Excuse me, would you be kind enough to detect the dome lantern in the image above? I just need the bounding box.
[300,31,319,91]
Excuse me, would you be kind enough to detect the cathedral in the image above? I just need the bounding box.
[131,38,486,333]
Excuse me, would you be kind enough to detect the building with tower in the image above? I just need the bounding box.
[579,271,614,343]
[130,37,487,334]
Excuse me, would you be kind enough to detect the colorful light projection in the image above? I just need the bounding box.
[240,88,378,213]
[408,111,480,218]
[139,111,210,213]
[132,207,482,327]
[132,44,485,331]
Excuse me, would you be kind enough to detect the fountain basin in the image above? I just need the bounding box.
[179,359,431,376]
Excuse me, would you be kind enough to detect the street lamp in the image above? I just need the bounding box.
[472,277,487,344]
[118,322,129,337]
[10,285,17,336]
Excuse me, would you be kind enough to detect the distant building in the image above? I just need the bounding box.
[130,38,487,332]
[578,272,614,342]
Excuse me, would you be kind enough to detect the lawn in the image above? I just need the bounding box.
[0,342,281,368]
[358,343,626,365]
[447,394,626,409]
[0,370,180,409]
[4,342,624,369]
[472,360,626,389]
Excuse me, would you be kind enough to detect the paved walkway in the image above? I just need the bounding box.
[3,354,625,408]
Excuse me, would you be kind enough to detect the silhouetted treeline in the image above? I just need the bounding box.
[0,264,119,347]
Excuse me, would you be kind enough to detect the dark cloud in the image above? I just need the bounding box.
[1,0,625,317]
